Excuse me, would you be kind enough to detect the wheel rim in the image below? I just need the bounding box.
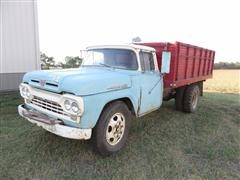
[106,113,125,146]
[191,90,199,110]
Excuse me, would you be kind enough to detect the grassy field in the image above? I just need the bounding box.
[204,70,240,93]
[0,92,239,179]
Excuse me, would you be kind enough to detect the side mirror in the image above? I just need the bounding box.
[161,51,171,74]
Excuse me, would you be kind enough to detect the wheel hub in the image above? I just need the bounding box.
[106,113,125,146]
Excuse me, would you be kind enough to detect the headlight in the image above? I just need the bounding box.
[22,87,27,96]
[26,89,30,97]
[71,102,79,113]
[64,100,71,110]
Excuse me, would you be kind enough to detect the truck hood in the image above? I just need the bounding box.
[23,67,132,96]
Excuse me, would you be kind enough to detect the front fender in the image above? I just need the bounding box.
[76,88,139,129]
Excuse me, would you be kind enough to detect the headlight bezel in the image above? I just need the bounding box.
[61,95,84,116]
[19,84,32,100]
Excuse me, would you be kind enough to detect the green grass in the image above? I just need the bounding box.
[0,92,240,179]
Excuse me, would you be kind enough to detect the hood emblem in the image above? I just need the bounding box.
[40,80,46,87]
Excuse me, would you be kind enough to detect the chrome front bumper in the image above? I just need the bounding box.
[18,104,91,140]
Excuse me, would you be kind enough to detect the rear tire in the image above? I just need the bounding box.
[183,84,200,113]
[92,101,131,156]
[175,86,185,111]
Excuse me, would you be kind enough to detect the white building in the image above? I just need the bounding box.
[0,0,40,91]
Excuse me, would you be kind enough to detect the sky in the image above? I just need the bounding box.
[38,0,240,63]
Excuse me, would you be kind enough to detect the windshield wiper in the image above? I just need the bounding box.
[99,63,113,68]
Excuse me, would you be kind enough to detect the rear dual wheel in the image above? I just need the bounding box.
[175,84,200,113]
[183,85,200,112]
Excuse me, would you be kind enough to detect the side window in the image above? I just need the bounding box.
[139,52,155,71]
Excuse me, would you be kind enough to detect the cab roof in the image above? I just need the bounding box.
[86,44,155,52]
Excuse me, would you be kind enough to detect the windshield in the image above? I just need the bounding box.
[82,49,138,70]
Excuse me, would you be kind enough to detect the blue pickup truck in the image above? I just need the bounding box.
[18,43,214,156]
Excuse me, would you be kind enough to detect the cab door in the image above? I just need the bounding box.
[138,51,163,115]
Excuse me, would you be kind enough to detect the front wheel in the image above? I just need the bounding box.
[92,102,131,156]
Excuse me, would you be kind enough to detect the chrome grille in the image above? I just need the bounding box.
[31,96,67,116]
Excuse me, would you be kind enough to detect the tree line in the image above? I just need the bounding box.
[214,62,240,69]
[40,52,82,70]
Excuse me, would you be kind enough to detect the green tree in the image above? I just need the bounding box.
[40,52,56,69]
[60,56,82,69]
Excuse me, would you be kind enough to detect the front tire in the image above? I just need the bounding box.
[92,101,131,156]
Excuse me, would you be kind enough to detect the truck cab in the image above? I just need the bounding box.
[83,44,166,116]
[18,44,171,155]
